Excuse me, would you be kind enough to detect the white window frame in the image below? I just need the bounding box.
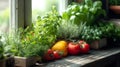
[10,0,69,31]
[10,0,31,31]
[10,0,18,31]
[59,0,68,15]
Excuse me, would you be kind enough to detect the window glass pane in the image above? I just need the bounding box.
[32,0,67,22]
[0,0,9,34]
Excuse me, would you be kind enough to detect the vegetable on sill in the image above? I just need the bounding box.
[51,40,68,57]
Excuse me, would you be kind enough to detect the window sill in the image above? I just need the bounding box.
[37,47,120,67]
[110,19,120,26]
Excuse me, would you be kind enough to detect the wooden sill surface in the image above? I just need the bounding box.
[36,46,120,67]
[110,19,120,26]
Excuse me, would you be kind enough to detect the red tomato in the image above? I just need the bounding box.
[43,49,54,61]
[47,49,53,54]
[67,42,81,55]
[79,40,90,53]
[79,40,85,44]
[53,51,62,60]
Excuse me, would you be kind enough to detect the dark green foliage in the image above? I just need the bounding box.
[80,21,120,43]
[109,0,120,5]
[98,21,120,39]
[81,25,102,43]
[0,36,4,60]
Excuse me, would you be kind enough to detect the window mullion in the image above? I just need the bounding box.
[24,0,32,28]
[18,0,25,28]
[10,0,18,31]
[10,0,27,31]
[59,0,68,15]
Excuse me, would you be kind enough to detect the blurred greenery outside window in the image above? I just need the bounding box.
[0,0,9,34]
[0,0,68,34]
[32,0,68,23]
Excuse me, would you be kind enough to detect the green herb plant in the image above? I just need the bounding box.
[3,29,25,57]
[34,6,61,45]
[57,20,85,40]
[3,27,50,57]
[62,0,106,25]
[81,21,120,43]
[20,28,50,57]
[3,6,61,58]
[98,21,120,40]
[81,25,102,43]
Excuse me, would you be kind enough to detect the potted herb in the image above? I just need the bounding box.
[0,36,5,67]
[109,0,120,14]
[15,30,45,67]
[3,27,51,67]
[94,20,120,48]
[81,25,107,49]
[0,34,15,67]
[13,7,59,67]
[99,21,120,46]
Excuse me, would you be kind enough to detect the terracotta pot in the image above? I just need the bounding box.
[110,6,120,14]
